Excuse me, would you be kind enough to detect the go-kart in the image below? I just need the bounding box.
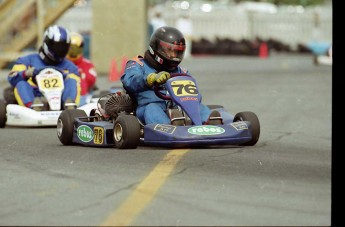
[307,41,332,66]
[56,73,260,149]
[0,67,96,128]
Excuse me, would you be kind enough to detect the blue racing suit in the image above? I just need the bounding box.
[121,55,211,125]
[7,53,81,108]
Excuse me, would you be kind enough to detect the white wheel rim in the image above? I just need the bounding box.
[57,119,63,137]
[114,123,123,142]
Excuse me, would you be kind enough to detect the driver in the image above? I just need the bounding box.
[7,25,81,111]
[121,26,222,125]
[66,32,98,106]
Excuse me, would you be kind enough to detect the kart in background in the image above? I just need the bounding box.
[314,45,332,66]
[0,67,96,128]
[307,41,332,66]
[56,73,260,149]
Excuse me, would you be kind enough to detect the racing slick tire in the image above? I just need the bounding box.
[3,87,17,104]
[113,114,141,149]
[0,99,7,128]
[207,104,224,109]
[100,90,111,97]
[234,111,260,146]
[57,109,87,145]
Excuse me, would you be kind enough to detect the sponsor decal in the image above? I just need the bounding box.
[77,125,94,142]
[155,56,163,64]
[154,124,176,134]
[8,112,20,118]
[231,122,248,130]
[125,61,137,70]
[48,96,60,100]
[180,97,198,102]
[40,111,61,116]
[93,127,104,144]
[188,125,225,135]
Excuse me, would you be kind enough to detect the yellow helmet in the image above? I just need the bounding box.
[67,32,84,61]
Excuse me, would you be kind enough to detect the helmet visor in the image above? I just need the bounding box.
[157,40,186,62]
[68,44,83,58]
[43,42,70,64]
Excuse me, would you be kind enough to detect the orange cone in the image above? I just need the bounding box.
[259,42,268,59]
[119,56,128,75]
[108,58,119,81]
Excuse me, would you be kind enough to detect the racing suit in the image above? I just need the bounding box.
[69,56,97,106]
[7,53,81,108]
[121,55,212,125]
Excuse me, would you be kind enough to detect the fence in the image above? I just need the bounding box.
[164,5,332,49]
[56,1,332,51]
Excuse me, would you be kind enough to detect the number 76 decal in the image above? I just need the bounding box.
[171,80,198,96]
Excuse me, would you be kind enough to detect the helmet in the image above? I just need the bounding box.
[67,32,84,62]
[148,26,186,70]
[39,25,71,65]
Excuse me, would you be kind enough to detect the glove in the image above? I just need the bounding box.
[146,71,171,87]
[24,67,37,79]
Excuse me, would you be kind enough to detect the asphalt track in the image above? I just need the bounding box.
[0,54,332,226]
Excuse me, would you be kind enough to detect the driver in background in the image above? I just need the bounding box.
[66,32,97,106]
[121,26,222,125]
[7,25,81,111]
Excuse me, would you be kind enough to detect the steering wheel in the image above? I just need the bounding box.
[153,72,191,100]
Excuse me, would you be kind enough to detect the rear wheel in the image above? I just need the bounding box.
[113,115,141,149]
[0,99,7,128]
[3,87,17,104]
[100,90,111,97]
[234,111,260,146]
[57,109,87,145]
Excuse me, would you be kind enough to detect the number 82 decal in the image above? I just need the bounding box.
[39,77,63,89]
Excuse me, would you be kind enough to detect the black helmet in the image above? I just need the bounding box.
[39,25,71,65]
[148,26,186,70]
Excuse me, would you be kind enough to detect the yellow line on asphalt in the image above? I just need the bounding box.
[100,149,190,226]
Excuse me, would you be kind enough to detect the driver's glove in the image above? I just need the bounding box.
[23,67,38,80]
[146,71,171,87]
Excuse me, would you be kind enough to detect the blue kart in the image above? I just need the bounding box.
[56,73,260,149]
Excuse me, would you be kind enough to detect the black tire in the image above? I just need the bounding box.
[3,87,17,104]
[57,109,87,145]
[207,104,224,109]
[0,99,7,128]
[234,111,260,146]
[113,115,141,149]
[100,90,111,97]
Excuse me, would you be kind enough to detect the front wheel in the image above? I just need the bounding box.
[207,104,224,109]
[234,111,260,146]
[0,99,7,128]
[57,109,87,145]
[113,115,141,149]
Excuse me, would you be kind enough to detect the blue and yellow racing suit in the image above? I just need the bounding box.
[121,55,211,125]
[7,53,81,108]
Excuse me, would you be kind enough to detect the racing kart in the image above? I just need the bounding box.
[0,67,96,128]
[56,73,260,149]
[307,41,332,66]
